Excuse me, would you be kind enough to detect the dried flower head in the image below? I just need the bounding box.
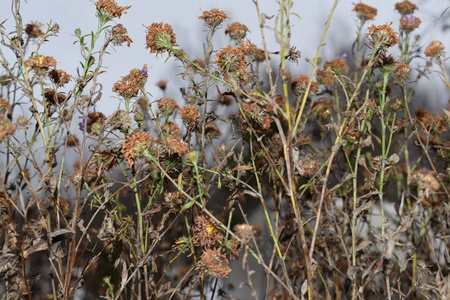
[157,97,179,116]
[0,99,11,114]
[24,55,57,70]
[286,46,302,64]
[234,223,261,241]
[296,153,319,177]
[424,40,445,58]
[225,22,249,41]
[375,54,401,75]
[197,248,231,278]
[193,216,223,247]
[290,75,318,97]
[164,191,186,209]
[180,105,200,123]
[205,122,222,138]
[367,23,399,49]
[199,9,229,30]
[316,69,334,85]
[112,65,148,98]
[395,1,418,15]
[25,22,44,38]
[44,89,67,106]
[353,3,378,22]
[109,109,133,131]
[400,14,421,32]
[15,115,30,129]
[215,45,248,78]
[122,131,153,167]
[164,121,182,136]
[156,79,168,91]
[145,22,178,56]
[111,24,133,47]
[164,134,188,156]
[393,63,411,83]
[239,40,257,58]
[0,115,15,141]
[0,75,12,87]
[67,134,79,147]
[49,69,72,87]
[411,169,441,201]
[95,0,131,18]
[79,111,106,135]
[324,57,350,74]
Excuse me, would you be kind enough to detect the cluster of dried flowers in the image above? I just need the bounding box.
[0,0,448,299]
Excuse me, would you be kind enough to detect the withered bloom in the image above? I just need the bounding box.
[145,22,178,56]
[316,69,334,86]
[49,69,72,87]
[111,24,133,47]
[24,55,57,70]
[393,63,411,83]
[199,9,229,30]
[112,65,148,98]
[0,99,11,114]
[395,1,418,15]
[44,89,67,106]
[290,75,318,97]
[324,57,350,74]
[180,105,200,123]
[197,248,232,278]
[95,0,131,18]
[79,111,106,135]
[367,23,399,49]
[122,131,153,167]
[424,40,445,58]
[25,22,44,38]
[353,3,378,22]
[192,216,223,247]
[0,115,15,141]
[157,97,179,116]
[225,22,249,41]
[214,46,248,77]
[164,135,188,156]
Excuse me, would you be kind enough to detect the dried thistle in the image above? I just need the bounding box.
[192,216,223,247]
[24,55,57,70]
[180,105,200,123]
[424,40,445,58]
[25,22,44,38]
[0,115,15,141]
[197,248,231,278]
[49,69,72,87]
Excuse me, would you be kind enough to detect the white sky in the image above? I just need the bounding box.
[1,0,449,114]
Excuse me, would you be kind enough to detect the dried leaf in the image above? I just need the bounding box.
[353,200,375,216]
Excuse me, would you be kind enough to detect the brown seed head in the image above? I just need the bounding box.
[111,24,133,47]
[290,75,318,97]
[393,63,411,83]
[0,115,15,141]
[367,23,399,49]
[395,1,418,15]
[199,9,229,29]
[25,22,44,38]
[49,69,72,87]
[112,65,148,98]
[122,131,153,167]
[324,57,350,74]
[353,3,378,22]
[198,248,231,278]
[214,45,248,77]
[95,0,131,18]
[24,55,57,70]
[145,22,178,56]
[180,105,200,123]
[225,22,249,41]
[424,40,445,58]
[0,99,11,114]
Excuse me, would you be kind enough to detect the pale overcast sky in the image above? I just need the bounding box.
[1,0,449,114]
